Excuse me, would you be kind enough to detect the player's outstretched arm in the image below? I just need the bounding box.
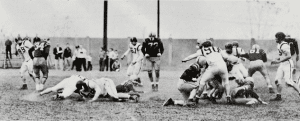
[158,39,164,55]
[89,82,101,102]
[28,47,34,59]
[182,52,202,62]
[121,48,130,60]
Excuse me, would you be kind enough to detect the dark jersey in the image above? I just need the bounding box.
[141,38,164,57]
[248,49,267,62]
[180,62,203,81]
[33,41,50,59]
[231,81,258,99]
[284,38,299,56]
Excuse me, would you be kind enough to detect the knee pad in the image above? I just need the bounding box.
[275,80,279,86]
[148,71,153,77]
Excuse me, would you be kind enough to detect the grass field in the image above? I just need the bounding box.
[1,65,300,121]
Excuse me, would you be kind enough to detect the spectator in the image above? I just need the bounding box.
[112,58,121,72]
[99,47,106,71]
[71,45,79,70]
[76,45,87,72]
[86,53,93,71]
[53,43,64,71]
[33,34,41,44]
[63,43,72,71]
[108,48,117,71]
[5,37,12,59]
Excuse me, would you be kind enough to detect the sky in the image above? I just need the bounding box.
[1,0,300,39]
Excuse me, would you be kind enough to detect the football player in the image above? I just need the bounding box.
[15,37,36,90]
[221,42,248,82]
[230,77,268,105]
[116,75,144,93]
[121,37,144,86]
[270,32,300,101]
[240,44,274,93]
[39,75,88,100]
[141,33,164,91]
[29,38,50,91]
[163,56,207,106]
[76,77,140,102]
[182,39,231,104]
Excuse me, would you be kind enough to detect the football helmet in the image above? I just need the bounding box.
[232,41,239,47]
[275,32,286,39]
[225,42,233,49]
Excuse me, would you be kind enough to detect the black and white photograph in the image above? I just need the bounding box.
[1,0,300,120]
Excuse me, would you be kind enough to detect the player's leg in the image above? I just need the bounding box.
[233,98,258,105]
[218,63,230,102]
[133,61,143,85]
[19,62,28,90]
[104,79,119,99]
[260,62,274,93]
[40,58,49,91]
[154,57,161,91]
[126,63,134,76]
[27,59,35,83]
[197,67,215,101]
[145,58,155,91]
[271,65,284,101]
[40,78,68,96]
[248,62,256,77]
[238,63,248,78]
[283,61,300,95]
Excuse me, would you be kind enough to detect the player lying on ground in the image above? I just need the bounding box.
[163,56,207,106]
[39,75,139,102]
[116,75,144,93]
[239,44,274,93]
[182,39,231,104]
[75,77,140,102]
[15,37,36,90]
[229,77,268,105]
[121,37,144,86]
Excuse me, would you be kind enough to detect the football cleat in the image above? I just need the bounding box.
[269,87,275,93]
[129,94,140,103]
[270,94,282,101]
[152,84,155,92]
[52,94,64,100]
[186,99,196,107]
[163,98,174,106]
[209,97,217,104]
[19,84,28,90]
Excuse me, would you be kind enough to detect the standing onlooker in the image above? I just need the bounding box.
[141,33,164,92]
[99,47,106,71]
[86,53,93,71]
[53,43,64,71]
[71,45,79,70]
[63,43,72,71]
[33,34,41,44]
[5,37,12,59]
[108,48,117,71]
[76,45,87,72]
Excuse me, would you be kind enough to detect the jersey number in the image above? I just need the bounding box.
[19,47,26,53]
[148,42,158,47]
[203,47,218,55]
[130,48,137,53]
[34,43,44,50]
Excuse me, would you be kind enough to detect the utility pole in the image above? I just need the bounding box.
[157,0,160,38]
[103,0,108,51]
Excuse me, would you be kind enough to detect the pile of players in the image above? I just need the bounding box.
[163,32,300,107]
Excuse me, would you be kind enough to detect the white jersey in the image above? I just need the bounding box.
[16,40,33,61]
[129,43,142,61]
[220,50,240,65]
[196,46,223,65]
[277,41,291,64]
